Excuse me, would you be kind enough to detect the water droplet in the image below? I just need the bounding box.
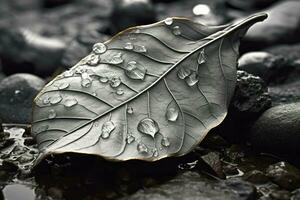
[185,71,198,86]
[14,90,21,95]
[48,109,56,119]
[99,76,109,83]
[81,78,92,88]
[137,143,148,153]
[161,137,170,147]
[166,102,179,121]
[124,42,134,50]
[172,26,181,36]
[64,98,78,108]
[58,82,69,90]
[116,88,124,95]
[127,107,133,114]
[64,70,74,77]
[101,121,116,139]
[92,92,97,96]
[177,68,191,79]
[43,96,50,104]
[134,28,141,33]
[126,134,135,144]
[110,53,123,64]
[164,17,173,25]
[110,76,121,88]
[135,45,147,53]
[152,149,159,157]
[92,42,107,54]
[137,118,159,138]
[125,61,146,80]
[87,54,100,66]
[198,49,206,64]
[50,94,62,105]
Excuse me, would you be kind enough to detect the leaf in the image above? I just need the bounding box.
[31,13,267,163]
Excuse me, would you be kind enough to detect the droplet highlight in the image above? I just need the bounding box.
[99,76,109,83]
[152,149,159,157]
[116,88,124,95]
[137,118,159,138]
[137,143,148,154]
[177,68,191,79]
[92,42,107,54]
[161,137,170,147]
[166,102,179,122]
[185,71,198,86]
[101,121,116,139]
[48,109,56,119]
[126,134,135,144]
[125,61,146,80]
[110,76,121,88]
[64,70,74,77]
[87,54,100,66]
[58,82,69,90]
[135,45,147,53]
[110,53,123,64]
[64,98,78,108]
[198,49,206,64]
[164,17,173,25]
[50,94,62,105]
[124,42,134,50]
[127,106,133,114]
[172,26,181,36]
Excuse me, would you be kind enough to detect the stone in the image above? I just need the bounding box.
[241,1,300,52]
[110,0,156,34]
[238,52,291,84]
[0,27,67,77]
[268,80,300,106]
[200,151,225,178]
[265,43,300,61]
[266,162,300,191]
[0,74,45,124]
[249,103,300,156]
[269,190,291,200]
[243,170,269,184]
[124,171,251,200]
[223,178,256,200]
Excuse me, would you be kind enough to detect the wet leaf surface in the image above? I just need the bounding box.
[31,14,267,163]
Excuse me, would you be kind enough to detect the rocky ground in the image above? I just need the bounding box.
[0,0,300,199]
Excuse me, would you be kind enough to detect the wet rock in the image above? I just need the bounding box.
[243,170,269,184]
[125,171,245,200]
[238,52,291,84]
[292,189,300,200]
[0,138,15,150]
[269,80,300,105]
[225,0,279,10]
[0,28,66,77]
[224,178,256,200]
[269,190,291,200]
[249,103,300,156]
[0,73,45,124]
[219,71,271,142]
[200,151,225,178]
[242,1,300,52]
[266,162,300,191]
[110,0,156,34]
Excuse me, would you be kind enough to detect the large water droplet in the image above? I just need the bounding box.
[110,76,121,88]
[137,118,159,138]
[164,17,173,25]
[64,98,78,108]
[124,42,134,50]
[161,137,170,147]
[42,96,50,105]
[198,49,206,64]
[125,61,146,80]
[101,121,116,139]
[137,143,148,154]
[64,70,74,77]
[126,134,135,144]
[81,78,92,88]
[185,71,198,86]
[172,26,181,36]
[127,106,133,114]
[99,76,109,83]
[92,42,107,54]
[135,45,147,53]
[50,94,62,105]
[110,53,123,64]
[166,102,179,121]
[152,149,159,157]
[58,82,69,90]
[48,109,56,119]
[87,54,100,66]
[177,68,191,79]
[116,88,124,95]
